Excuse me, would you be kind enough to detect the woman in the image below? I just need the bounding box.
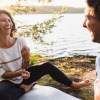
[83,0,100,100]
[0,10,91,100]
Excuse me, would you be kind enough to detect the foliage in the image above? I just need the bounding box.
[30,53,41,65]
[30,53,53,65]
[9,4,36,14]
[6,1,67,45]
[17,15,63,44]
[37,0,53,3]
[16,0,54,3]
[53,6,67,14]
[2,1,67,45]
[1,1,67,45]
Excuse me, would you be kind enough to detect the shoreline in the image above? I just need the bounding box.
[0,5,84,14]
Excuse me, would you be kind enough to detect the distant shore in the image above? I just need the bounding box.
[0,5,85,14]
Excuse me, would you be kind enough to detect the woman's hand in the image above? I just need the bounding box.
[21,46,30,62]
[21,70,30,79]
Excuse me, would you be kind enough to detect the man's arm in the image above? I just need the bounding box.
[94,78,100,100]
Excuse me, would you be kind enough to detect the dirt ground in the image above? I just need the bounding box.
[44,55,96,100]
[29,53,96,100]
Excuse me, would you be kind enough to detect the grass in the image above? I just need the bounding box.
[30,53,95,100]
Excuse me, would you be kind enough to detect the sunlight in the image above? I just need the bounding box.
[45,0,85,7]
[0,0,85,7]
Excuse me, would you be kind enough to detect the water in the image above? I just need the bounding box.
[14,14,100,58]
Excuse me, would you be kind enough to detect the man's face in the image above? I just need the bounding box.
[83,6,100,43]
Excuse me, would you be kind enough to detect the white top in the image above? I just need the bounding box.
[0,37,27,84]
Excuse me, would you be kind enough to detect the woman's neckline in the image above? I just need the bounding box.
[0,37,18,49]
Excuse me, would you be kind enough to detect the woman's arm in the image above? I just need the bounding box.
[2,70,30,79]
[2,71,22,79]
[21,46,30,69]
[22,60,30,69]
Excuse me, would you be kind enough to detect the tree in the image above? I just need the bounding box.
[1,0,67,44]
[17,15,63,44]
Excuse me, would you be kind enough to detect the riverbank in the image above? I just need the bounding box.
[32,54,96,100]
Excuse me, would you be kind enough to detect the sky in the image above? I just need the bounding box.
[46,0,86,7]
[0,0,86,7]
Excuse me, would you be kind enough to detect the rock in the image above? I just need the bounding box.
[18,85,80,100]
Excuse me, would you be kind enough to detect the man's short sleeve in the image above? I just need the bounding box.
[96,55,100,78]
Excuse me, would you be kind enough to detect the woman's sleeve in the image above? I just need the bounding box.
[19,37,28,48]
[0,64,5,76]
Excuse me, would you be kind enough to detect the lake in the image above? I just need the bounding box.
[14,14,100,58]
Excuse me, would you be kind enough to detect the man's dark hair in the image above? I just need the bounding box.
[86,0,100,20]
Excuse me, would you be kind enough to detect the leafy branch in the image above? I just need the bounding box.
[17,15,63,44]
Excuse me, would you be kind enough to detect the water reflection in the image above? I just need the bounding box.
[14,14,100,58]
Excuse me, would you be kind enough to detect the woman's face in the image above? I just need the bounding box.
[0,13,13,35]
[83,6,100,43]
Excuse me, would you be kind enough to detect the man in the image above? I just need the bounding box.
[83,0,100,100]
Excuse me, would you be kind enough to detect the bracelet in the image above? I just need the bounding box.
[23,60,30,64]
